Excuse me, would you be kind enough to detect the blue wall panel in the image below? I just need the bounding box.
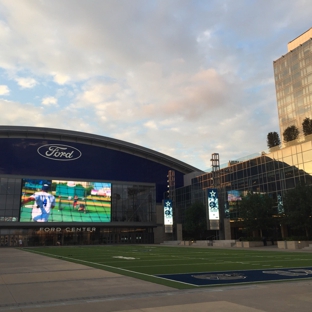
[0,138,184,202]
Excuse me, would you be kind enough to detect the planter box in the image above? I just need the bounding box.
[243,241,264,247]
[179,240,192,246]
[235,241,266,248]
[277,241,287,249]
[277,240,312,249]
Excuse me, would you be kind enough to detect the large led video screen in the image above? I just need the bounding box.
[227,190,242,202]
[20,179,111,222]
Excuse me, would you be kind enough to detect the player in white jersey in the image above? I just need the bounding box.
[22,184,55,222]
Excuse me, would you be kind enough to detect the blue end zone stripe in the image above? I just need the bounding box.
[156,267,312,286]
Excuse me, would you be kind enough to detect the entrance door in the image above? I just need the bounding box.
[0,235,19,247]
[0,235,8,247]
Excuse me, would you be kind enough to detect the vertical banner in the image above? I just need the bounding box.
[208,188,219,220]
[164,199,173,233]
[277,194,284,214]
[164,199,173,225]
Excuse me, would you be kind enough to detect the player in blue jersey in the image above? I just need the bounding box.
[22,184,55,222]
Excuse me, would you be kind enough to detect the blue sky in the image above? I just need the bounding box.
[0,0,311,170]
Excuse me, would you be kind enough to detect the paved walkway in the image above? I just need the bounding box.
[1,247,312,312]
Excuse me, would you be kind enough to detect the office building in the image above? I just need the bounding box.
[176,140,312,239]
[173,29,312,240]
[274,28,312,139]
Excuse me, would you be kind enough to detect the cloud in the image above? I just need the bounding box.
[42,96,58,105]
[0,98,95,133]
[144,120,158,130]
[0,85,10,95]
[52,73,71,85]
[0,1,311,170]
[0,1,204,82]
[15,77,37,88]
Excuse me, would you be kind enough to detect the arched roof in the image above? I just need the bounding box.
[0,126,203,174]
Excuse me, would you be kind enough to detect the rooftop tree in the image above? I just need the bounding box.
[302,117,312,136]
[283,125,299,143]
[267,131,281,149]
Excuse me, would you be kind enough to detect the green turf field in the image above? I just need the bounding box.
[23,245,312,289]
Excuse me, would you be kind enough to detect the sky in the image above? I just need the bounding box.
[0,0,311,171]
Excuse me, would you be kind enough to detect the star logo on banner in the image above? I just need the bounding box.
[165,209,172,216]
[210,190,216,197]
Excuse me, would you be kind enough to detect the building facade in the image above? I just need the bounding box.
[175,138,312,240]
[274,28,312,138]
[176,27,312,239]
[0,126,202,247]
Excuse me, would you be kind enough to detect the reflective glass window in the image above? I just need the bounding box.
[304,161,312,174]
[284,167,294,178]
[302,141,312,152]
[282,147,291,157]
[285,178,295,189]
[303,150,312,162]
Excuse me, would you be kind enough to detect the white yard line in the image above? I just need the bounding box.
[25,249,196,287]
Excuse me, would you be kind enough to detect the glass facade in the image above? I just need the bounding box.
[111,183,156,222]
[0,227,154,247]
[0,178,22,222]
[274,36,312,138]
[174,140,312,239]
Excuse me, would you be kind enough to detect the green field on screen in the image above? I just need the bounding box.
[20,202,111,222]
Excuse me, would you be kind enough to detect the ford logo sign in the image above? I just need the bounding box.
[37,144,82,161]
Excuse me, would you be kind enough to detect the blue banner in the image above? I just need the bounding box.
[164,199,173,225]
[208,188,219,220]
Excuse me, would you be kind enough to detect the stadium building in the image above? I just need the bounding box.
[0,126,202,247]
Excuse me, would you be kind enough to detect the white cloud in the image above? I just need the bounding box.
[0,1,310,169]
[144,120,158,130]
[52,73,71,85]
[0,98,95,133]
[15,77,37,88]
[0,85,10,95]
[42,96,57,105]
